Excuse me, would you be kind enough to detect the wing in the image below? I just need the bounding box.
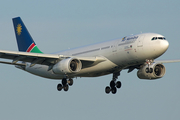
[0,50,106,68]
[154,59,180,64]
[0,50,59,66]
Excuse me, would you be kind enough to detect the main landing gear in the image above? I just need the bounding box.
[105,72,122,94]
[57,78,73,92]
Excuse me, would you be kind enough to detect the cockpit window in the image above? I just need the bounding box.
[151,37,157,40]
[151,37,166,40]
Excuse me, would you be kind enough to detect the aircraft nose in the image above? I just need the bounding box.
[153,40,169,57]
[161,40,169,51]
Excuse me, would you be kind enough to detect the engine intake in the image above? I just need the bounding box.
[137,63,166,79]
[52,58,82,74]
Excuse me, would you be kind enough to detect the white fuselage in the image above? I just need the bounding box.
[24,33,169,79]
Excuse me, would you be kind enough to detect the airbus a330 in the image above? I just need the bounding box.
[0,17,179,94]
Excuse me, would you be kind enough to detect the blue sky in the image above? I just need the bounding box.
[0,0,180,120]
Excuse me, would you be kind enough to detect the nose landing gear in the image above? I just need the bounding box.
[145,59,153,73]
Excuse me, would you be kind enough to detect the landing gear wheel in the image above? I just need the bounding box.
[68,78,73,86]
[145,68,149,73]
[62,78,67,86]
[149,68,153,73]
[105,86,111,94]
[111,87,117,94]
[57,84,63,91]
[146,68,153,73]
[116,81,122,88]
[110,81,115,88]
[105,71,121,94]
[63,84,69,91]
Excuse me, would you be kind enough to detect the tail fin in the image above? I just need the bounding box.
[12,17,43,53]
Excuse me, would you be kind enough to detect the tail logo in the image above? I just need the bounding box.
[16,24,22,35]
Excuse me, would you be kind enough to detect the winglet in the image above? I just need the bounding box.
[12,17,43,53]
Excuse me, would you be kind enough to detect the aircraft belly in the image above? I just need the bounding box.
[74,59,118,77]
[25,59,118,79]
[25,64,64,79]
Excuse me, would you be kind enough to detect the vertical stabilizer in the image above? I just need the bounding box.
[12,17,43,53]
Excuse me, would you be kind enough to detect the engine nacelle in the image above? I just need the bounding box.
[137,63,166,80]
[52,58,82,74]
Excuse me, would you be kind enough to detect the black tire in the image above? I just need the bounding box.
[68,78,73,86]
[105,86,111,94]
[116,81,122,88]
[62,78,67,86]
[110,81,115,88]
[145,68,149,73]
[63,84,69,91]
[149,68,153,73]
[57,84,63,91]
[111,87,117,94]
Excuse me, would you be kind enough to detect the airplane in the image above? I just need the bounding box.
[0,17,179,94]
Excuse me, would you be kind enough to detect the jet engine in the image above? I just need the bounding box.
[137,63,166,79]
[52,58,82,74]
